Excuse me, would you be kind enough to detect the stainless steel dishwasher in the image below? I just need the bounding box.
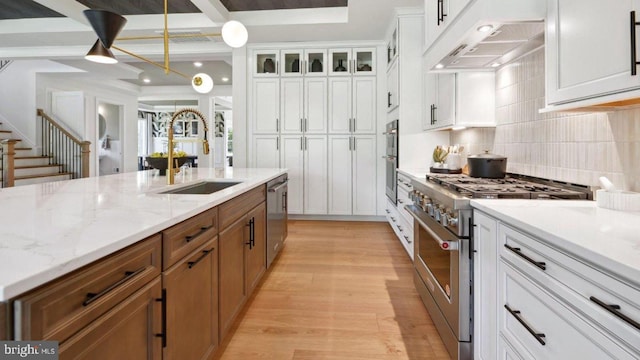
[266,174,288,268]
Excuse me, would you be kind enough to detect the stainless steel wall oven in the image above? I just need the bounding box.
[384,120,398,204]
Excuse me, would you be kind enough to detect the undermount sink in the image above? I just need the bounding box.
[160,181,242,195]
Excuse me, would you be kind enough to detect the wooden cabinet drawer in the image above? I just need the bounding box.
[499,260,636,360]
[14,235,162,343]
[58,277,162,360]
[162,207,217,269]
[219,185,266,230]
[499,224,640,352]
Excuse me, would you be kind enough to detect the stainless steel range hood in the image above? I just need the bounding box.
[423,0,546,71]
[437,22,544,70]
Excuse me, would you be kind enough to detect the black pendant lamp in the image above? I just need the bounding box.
[84,10,127,64]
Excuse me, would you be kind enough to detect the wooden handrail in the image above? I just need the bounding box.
[37,109,85,146]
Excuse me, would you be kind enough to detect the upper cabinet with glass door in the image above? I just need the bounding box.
[329,48,376,76]
[253,50,280,77]
[280,49,327,76]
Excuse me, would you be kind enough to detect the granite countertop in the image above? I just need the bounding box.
[0,168,286,301]
[471,199,640,288]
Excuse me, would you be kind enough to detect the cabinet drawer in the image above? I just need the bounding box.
[162,207,217,269]
[14,235,162,343]
[219,185,266,230]
[499,224,640,351]
[396,185,413,226]
[385,199,413,259]
[58,277,162,360]
[499,260,637,360]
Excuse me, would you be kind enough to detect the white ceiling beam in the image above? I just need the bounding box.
[190,0,229,24]
[32,0,90,25]
[232,7,348,26]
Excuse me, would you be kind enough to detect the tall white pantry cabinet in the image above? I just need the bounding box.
[249,46,379,216]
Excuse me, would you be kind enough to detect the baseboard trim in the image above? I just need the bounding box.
[288,215,386,222]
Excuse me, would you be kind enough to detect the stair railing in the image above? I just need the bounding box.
[37,109,90,181]
[1,139,17,187]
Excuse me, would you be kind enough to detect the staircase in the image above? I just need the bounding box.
[0,122,73,187]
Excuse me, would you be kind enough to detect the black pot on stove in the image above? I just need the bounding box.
[467,150,507,178]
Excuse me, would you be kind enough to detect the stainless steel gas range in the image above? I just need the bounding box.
[405,173,591,360]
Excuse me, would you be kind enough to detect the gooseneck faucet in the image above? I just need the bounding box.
[167,108,210,185]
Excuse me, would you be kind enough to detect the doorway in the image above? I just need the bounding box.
[97,102,123,176]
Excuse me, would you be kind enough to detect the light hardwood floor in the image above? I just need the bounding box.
[214,220,451,360]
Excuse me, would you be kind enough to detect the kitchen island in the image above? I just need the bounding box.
[0,167,285,301]
[0,167,286,359]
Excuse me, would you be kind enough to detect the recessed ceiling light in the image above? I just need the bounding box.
[491,62,501,68]
[477,25,493,33]
[435,63,444,69]
[221,77,229,82]
[143,78,151,83]
[193,61,203,67]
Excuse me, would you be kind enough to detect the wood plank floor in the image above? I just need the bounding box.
[214,220,451,360]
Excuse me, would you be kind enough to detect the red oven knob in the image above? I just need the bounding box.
[442,242,449,249]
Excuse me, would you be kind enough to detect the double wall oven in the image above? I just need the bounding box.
[406,174,591,360]
[384,120,398,204]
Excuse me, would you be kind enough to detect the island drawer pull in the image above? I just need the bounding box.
[185,224,213,242]
[188,249,213,269]
[505,304,546,346]
[155,289,167,347]
[590,296,640,330]
[504,244,546,271]
[83,267,146,306]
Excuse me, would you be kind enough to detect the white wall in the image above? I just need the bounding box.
[232,47,248,168]
[0,60,82,147]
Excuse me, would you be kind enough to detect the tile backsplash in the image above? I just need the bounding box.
[451,48,640,192]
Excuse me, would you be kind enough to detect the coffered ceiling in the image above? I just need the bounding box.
[0,0,420,88]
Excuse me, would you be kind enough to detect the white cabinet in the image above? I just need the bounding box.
[280,49,328,76]
[252,78,280,134]
[281,135,328,215]
[473,211,499,360]
[473,209,640,360]
[328,135,377,215]
[424,0,472,49]
[387,59,399,113]
[329,48,376,76]
[281,78,327,134]
[423,72,495,131]
[423,73,455,130]
[280,78,303,134]
[328,77,376,134]
[253,50,280,76]
[546,0,640,107]
[252,135,280,168]
[385,197,413,259]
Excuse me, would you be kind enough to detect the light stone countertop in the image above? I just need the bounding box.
[0,168,287,301]
[471,199,640,288]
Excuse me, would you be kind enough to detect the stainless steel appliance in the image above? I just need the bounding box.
[383,120,399,203]
[406,173,591,360]
[266,174,288,268]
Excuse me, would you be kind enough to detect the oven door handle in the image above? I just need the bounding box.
[405,205,459,251]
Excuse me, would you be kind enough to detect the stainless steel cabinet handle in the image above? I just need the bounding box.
[590,296,640,330]
[352,136,356,151]
[300,137,303,151]
[300,118,303,132]
[504,304,546,346]
[403,235,412,243]
[276,118,279,132]
[504,244,546,271]
[305,118,308,132]
[391,216,396,222]
[305,137,308,150]
[277,137,280,150]
[385,209,390,214]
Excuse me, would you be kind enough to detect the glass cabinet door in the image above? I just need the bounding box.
[328,49,350,76]
[304,50,327,76]
[254,50,279,76]
[353,48,376,75]
[281,49,303,76]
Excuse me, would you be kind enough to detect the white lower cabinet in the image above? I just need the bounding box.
[281,135,327,215]
[473,209,640,360]
[385,198,413,259]
[328,135,377,215]
[473,211,499,360]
